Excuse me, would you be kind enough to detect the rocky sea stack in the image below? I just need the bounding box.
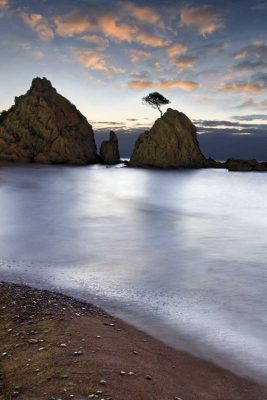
[130,108,207,168]
[100,131,120,165]
[0,77,98,164]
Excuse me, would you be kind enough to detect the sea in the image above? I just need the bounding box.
[0,164,266,385]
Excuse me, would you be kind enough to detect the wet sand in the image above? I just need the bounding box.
[0,281,266,400]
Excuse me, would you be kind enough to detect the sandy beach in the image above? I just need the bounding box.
[0,281,266,400]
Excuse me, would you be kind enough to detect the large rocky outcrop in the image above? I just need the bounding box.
[129,108,207,168]
[100,131,120,164]
[0,77,98,164]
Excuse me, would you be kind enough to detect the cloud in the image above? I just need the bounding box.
[53,10,169,47]
[124,2,161,24]
[171,55,198,68]
[234,60,267,72]
[129,49,151,63]
[180,5,223,36]
[74,49,125,75]
[21,12,54,41]
[235,99,256,109]
[0,0,8,17]
[232,114,267,121]
[0,0,8,7]
[128,78,199,91]
[167,43,187,58]
[136,32,170,47]
[200,42,227,54]
[54,10,94,37]
[218,82,265,93]
[18,43,44,60]
[97,15,138,42]
[235,99,267,111]
[80,34,109,50]
[234,42,267,61]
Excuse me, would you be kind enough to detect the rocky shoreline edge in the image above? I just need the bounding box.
[0,281,266,400]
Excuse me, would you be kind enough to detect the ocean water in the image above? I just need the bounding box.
[0,164,267,385]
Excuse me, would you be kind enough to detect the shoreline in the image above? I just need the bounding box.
[0,281,266,400]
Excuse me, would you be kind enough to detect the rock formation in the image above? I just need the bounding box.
[129,108,207,168]
[0,77,98,164]
[100,131,120,165]
[225,158,267,172]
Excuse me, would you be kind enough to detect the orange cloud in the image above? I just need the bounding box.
[171,55,197,68]
[98,15,138,42]
[128,79,199,91]
[54,11,94,37]
[74,50,125,75]
[218,82,264,93]
[167,43,187,58]
[21,12,54,41]
[129,49,151,63]
[125,2,161,24]
[136,32,170,47]
[53,10,168,47]
[180,6,223,36]
[0,0,8,7]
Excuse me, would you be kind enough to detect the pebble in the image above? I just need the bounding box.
[99,379,107,385]
[96,336,101,339]
[145,375,152,380]
[120,370,126,375]
[128,371,134,376]
[73,351,83,356]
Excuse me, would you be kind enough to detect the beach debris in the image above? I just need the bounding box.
[73,351,83,356]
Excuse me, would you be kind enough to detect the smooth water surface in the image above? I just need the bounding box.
[0,164,267,384]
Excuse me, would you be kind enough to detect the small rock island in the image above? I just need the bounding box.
[130,108,207,168]
[100,131,120,165]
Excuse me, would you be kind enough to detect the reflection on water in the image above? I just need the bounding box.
[0,164,267,384]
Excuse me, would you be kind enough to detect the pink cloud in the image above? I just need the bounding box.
[218,82,264,93]
[74,49,125,75]
[180,5,223,36]
[21,12,54,41]
[128,79,199,91]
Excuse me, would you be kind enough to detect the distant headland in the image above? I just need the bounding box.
[0,77,266,172]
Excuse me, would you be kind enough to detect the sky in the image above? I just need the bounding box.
[0,0,267,158]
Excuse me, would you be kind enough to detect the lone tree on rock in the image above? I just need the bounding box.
[142,92,170,117]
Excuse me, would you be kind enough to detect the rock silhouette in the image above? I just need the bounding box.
[0,77,98,164]
[130,108,207,168]
[225,158,267,172]
[100,131,120,165]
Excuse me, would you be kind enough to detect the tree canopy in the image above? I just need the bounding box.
[142,92,170,117]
